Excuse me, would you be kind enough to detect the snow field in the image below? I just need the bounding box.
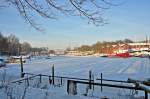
[0,56,150,99]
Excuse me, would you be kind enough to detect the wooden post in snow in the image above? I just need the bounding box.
[67,80,77,95]
[89,70,92,89]
[92,75,94,91]
[145,91,148,99]
[39,74,42,83]
[61,77,63,85]
[101,73,103,92]
[49,76,52,84]
[20,56,24,78]
[52,64,55,85]
[26,77,29,86]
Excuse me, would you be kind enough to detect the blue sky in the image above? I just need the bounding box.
[0,0,150,49]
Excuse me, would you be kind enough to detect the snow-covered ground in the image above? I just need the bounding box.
[0,56,150,99]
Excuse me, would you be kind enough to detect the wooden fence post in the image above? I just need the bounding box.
[61,77,63,85]
[52,64,55,85]
[67,80,77,95]
[89,70,92,89]
[145,91,148,99]
[101,73,103,92]
[39,74,42,83]
[92,75,94,91]
[26,77,29,86]
[20,56,24,78]
[49,76,52,84]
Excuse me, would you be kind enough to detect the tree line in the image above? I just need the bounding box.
[74,39,134,53]
[0,32,49,56]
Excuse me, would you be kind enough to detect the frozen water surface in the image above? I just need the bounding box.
[1,56,150,81]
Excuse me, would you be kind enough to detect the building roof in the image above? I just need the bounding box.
[128,43,150,46]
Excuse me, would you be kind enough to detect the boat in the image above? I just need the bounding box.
[100,54,108,57]
[139,51,150,58]
[46,56,51,59]
[115,52,131,58]
[108,50,132,58]
[9,56,26,63]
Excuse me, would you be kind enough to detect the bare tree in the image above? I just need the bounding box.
[1,0,121,31]
[7,34,20,55]
[0,32,9,53]
[21,42,31,54]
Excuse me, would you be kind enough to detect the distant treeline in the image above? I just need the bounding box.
[0,32,49,56]
[73,39,134,53]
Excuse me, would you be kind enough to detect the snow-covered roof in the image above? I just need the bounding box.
[128,43,150,46]
[112,45,117,47]
[120,44,125,46]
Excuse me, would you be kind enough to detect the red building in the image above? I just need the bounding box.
[102,43,150,57]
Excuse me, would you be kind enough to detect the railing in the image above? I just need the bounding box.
[11,72,150,99]
[22,72,93,86]
[67,79,149,99]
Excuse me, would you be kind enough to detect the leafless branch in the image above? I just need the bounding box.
[1,0,121,31]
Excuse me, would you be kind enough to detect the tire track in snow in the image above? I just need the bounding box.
[139,58,150,78]
[117,58,138,74]
[58,58,112,77]
[124,59,141,74]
